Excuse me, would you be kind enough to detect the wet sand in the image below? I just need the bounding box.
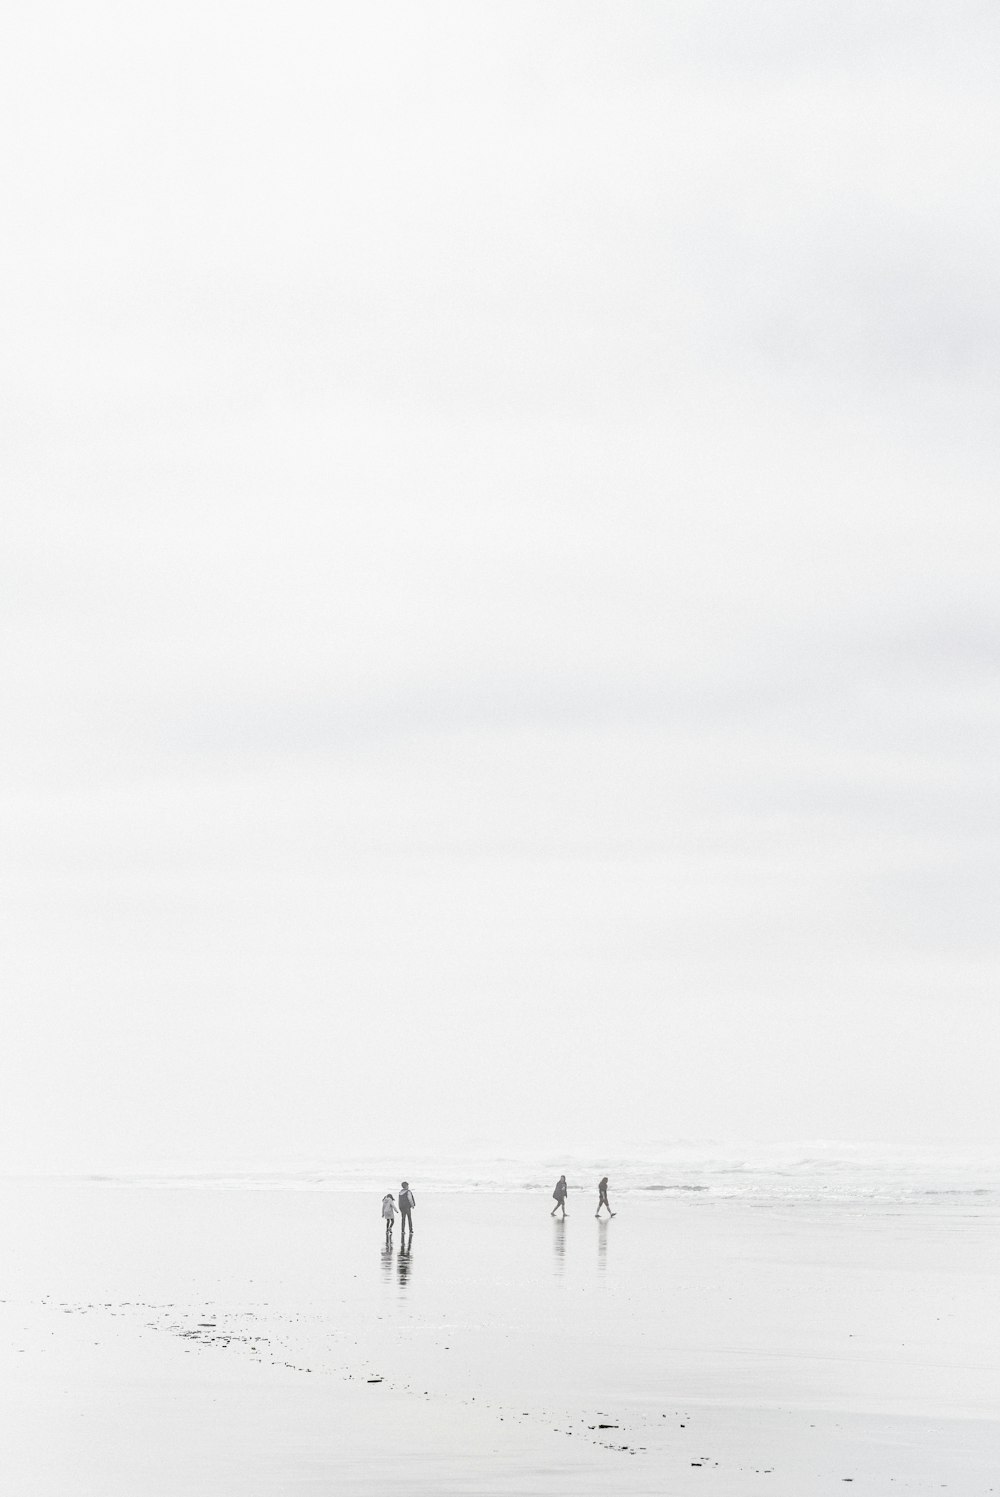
[2,1182,998,1493]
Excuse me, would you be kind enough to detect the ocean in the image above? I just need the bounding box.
[74,1141,1000,1204]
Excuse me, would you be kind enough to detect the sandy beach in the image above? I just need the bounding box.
[2,1179,998,1494]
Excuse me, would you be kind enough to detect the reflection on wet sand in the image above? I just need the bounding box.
[597,1219,608,1271]
[380,1242,394,1280]
[552,1218,566,1273]
[397,1242,412,1286]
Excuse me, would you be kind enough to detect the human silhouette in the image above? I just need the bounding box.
[398,1181,415,1238]
[551,1174,568,1217]
[381,1191,397,1241]
[595,1175,615,1217]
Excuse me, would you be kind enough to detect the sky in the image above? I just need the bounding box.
[2,2,998,1172]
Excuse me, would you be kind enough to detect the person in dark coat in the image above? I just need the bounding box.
[398,1181,415,1236]
[551,1174,568,1217]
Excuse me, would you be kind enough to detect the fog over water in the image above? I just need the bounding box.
[2,3,998,1173]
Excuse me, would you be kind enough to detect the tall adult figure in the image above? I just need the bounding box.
[551,1174,568,1217]
[595,1175,615,1217]
[399,1180,416,1236]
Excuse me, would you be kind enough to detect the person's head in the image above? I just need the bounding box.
[401,1181,408,1189]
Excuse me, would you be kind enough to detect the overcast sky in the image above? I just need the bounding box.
[2,2,998,1172]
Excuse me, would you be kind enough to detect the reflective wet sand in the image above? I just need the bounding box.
[2,1183,998,1493]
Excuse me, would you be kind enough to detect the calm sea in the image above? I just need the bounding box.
[76,1142,1000,1204]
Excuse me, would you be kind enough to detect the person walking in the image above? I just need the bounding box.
[551,1174,568,1217]
[381,1192,398,1240]
[595,1175,615,1217]
[398,1181,415,1236]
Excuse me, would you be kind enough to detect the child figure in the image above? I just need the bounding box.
[381,1192,398,1238]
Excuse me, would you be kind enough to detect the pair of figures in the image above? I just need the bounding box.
[382,1181,416,1238]
[550,1174,615,1218]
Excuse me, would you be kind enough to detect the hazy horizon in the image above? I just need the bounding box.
[3,2,998,1173]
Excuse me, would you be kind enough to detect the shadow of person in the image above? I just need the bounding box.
[397,1243,412,1286]
[381,1241,394,1278]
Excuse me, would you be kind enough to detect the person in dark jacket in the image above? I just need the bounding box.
[595,1176,615,1217]
[398,1181,415,1236]
[551,1174,568,1217]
